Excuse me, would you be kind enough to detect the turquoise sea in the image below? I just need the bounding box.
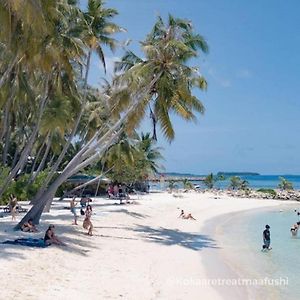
[217,206,300,299]
[150,175,300,190]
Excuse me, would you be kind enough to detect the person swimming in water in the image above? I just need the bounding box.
[290,222,300,237]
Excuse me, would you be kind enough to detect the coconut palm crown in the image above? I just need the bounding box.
[113,14,208,141]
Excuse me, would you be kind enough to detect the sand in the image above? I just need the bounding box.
[0,191,287,300]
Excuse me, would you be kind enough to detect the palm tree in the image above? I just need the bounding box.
[114,14,208,141]
[182,178,193,190]
[278,177,293,191]
[17,14,208,227]
[229,176,241,190]
[32,0,123,201]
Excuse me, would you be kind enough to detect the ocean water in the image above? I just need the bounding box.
[217,205,300,299]
[150,175,300,190]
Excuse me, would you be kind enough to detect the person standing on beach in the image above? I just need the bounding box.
[70,197,78,225]
[9,195,18,221]
[83,205,93,236]
[262,225,271,251]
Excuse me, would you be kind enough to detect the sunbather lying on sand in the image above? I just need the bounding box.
[183,213,196,220]
[44,225,65,246]
[21,218,38,232]
[178,210,196,220]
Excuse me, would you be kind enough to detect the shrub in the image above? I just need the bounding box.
[257,188,277,197]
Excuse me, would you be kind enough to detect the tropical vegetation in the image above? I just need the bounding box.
[278,177,293,191]
[0,0,208,227]
[203,173,224,189]
[228,176,249,191]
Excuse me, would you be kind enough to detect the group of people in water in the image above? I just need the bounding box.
[262,209,300,251]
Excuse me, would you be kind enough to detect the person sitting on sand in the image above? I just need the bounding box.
[44,225,65,246]
[262,225,271,251]
[21,218,38,232]
[83,205,93,236]
[70,197,78,225]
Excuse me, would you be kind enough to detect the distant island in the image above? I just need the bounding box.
[217,172,260,177]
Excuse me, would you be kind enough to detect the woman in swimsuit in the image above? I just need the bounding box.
[83,205,93,236]
[44,225,64,245]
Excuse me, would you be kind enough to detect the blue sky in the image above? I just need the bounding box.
[82,0,300,175]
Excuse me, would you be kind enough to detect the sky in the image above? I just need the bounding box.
[81,0,300,175]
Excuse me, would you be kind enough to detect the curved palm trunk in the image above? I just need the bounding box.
[17,73,162,228]
[31,51,92,204]
[11,145,19,169]
[29,134,49,180]
[0,56,19,90]
[30,133,52,182]
[2,112,11,165]
[0,79,49,197]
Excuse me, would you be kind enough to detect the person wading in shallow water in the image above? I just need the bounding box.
[262,224,271,251]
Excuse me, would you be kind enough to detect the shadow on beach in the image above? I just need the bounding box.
[129,224,219,251]
[0,220,97,260]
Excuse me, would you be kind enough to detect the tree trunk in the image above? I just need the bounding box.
[0,78,49,197]
[0,56,19,90]
[32,50,92,203]
[30,133,52,183]
[17,72,162,227]
[2,112,11,165]
[29,134,48,180]
[11,145,19,169]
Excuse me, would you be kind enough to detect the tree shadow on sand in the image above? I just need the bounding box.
[0,221,97,260]
[130,225,219,251]
[108,209,149,219]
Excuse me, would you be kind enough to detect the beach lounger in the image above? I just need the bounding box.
[1,205,28,213]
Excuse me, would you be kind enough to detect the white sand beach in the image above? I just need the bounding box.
[0,192,286,300]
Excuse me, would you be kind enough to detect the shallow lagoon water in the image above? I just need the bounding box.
[216,205,300,299]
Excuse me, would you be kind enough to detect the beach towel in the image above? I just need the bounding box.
[2,238,49,248]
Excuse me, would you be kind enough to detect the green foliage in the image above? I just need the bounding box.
[104,132,164,185]
[278,177,293,191]
[203,173,225,189]
[229,176,249,190]
[182,178,193,190]
[113,15,208,141]
[229,176,241,190]
[257,188,277,197]
[1,170,49,204]
[168,180,177,191]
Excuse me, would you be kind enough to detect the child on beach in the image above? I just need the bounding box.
[262,225,271,251]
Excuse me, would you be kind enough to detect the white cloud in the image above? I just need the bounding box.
[236,69,253,79]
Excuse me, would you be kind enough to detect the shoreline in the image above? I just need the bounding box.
[0,192,295,300]
[204,203,300,300]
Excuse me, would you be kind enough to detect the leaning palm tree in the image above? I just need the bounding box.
[17,15,208,227]
[114,14,208,141]
[32,0,123,201]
